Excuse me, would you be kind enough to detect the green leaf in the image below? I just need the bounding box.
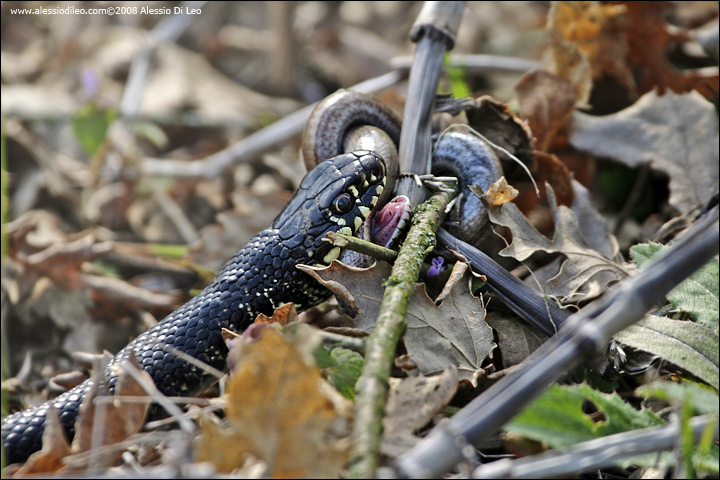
[631,242,719,331]
[314,347,363,401]
[614,316,719,389]
[148,243,189,258]
[442,53,472,99]
[506,384,664,448]
[693,444,720,476]
[72,103,116,156]
[132,120,168,149]
[638,381,719,415]
[637,381,719,475]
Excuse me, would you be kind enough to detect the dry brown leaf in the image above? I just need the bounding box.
[196,328,351,478]
[624,2,718,100]
[569,89,719,214]
[531,151,574,207]
[515,70,578,151]
[69,352,151,468]
[301,261,494,385]
[22,234,111,289]
[381,366,459,457]
[13,406,71,475]
[485,312,548,369]
[550,1,631,90]
[472,176,519,208]
[464,96,535,167]
[489,185,628,303]
[547,4,594,108]
[254,302,298,326]
[435,261,475,303]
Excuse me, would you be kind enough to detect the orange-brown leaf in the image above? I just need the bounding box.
[197,328,351,478]
[254,302,298,326]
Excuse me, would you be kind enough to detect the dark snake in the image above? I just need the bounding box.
[2,90,517,464]
[2,101,393,463]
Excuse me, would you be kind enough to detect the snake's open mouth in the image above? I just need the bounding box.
[371,195,412,248]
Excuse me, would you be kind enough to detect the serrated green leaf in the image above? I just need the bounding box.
[506,384,664,448]
[631,243,719,331]
[581,386,664,436]
[614,316,719,389]
[314,347,363,401]
[72,103,116,156]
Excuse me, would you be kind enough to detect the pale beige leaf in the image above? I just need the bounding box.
[489,185,629,302]
[381,366,459,456]
[569,90,719,213]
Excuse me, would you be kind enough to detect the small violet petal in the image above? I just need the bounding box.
[427,256,446,277]
[81,68,99,97]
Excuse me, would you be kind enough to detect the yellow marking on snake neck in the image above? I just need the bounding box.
[323,246,341,264]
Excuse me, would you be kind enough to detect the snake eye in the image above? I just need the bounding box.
[370,164,383,181]
[332,193,354,214]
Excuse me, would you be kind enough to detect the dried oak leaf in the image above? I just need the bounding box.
[381,366,459,457]
[196,328,351,478]
[489,185,628,303]
[569,89,719,214]
[254,302,298,326]
[300,261,495,386]
[546,2,597,108]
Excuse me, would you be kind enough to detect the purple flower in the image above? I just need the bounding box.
[81,68,99,98]
[427,256,446,277]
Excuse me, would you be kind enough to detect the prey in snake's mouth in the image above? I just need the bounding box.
[371,195,412,249]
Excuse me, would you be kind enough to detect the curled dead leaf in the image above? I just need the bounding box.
[470,176,519,208]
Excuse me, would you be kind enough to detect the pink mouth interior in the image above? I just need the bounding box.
[371,195,411,248]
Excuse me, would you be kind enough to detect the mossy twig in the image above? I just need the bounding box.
[348,182,458,478]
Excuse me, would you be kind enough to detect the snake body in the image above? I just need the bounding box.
[3,89,509,464]
[2,149,388,464]
[304,90,503,247]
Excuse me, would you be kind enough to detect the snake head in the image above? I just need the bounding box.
[272,150,386,265]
